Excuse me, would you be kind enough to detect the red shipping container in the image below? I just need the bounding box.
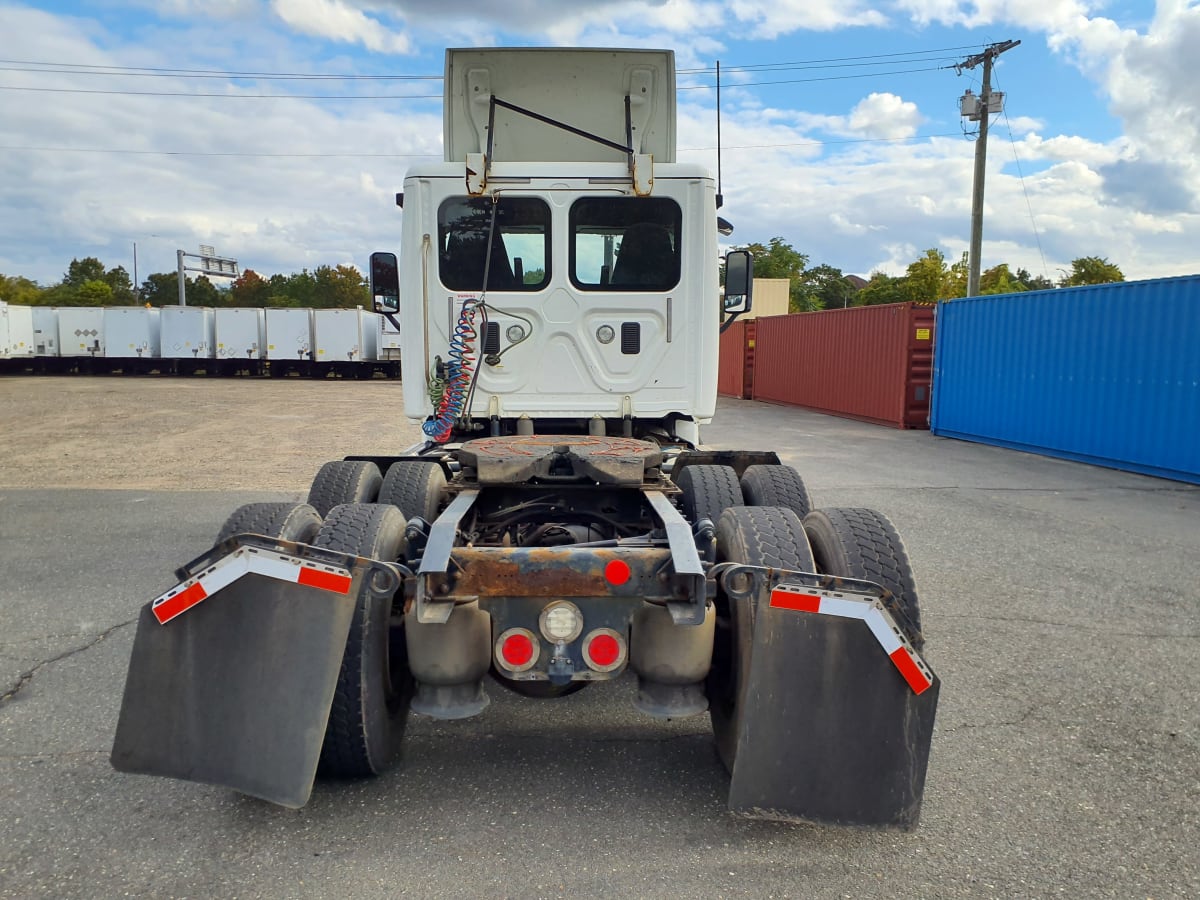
[751,302,935,428]
[717,319,748,399]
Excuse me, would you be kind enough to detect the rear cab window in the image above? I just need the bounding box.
[438,197,551,291]
[570,198,682,292]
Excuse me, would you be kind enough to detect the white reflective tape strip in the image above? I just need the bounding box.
[862,605,904,656]
[813,595,868,621]
[246,553,305,584]
[151,546,355,624]
[772,581,933,695]
[195,554,252,597]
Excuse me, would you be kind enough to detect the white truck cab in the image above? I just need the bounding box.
[374,48,751,447]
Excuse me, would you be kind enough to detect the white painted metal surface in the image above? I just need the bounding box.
[215,308,267,359]
[32,307,58,356]
[57,307,106,358]
[443,48,675,164]
[264,308,313,360]
[6,305,35,359]
[103,307,161,359]
[160,306,215,359]
[313,308,380,362]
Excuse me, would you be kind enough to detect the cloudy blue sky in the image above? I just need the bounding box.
[1,1,1195,286]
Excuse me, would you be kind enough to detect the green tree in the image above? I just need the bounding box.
[946,252,969,299]
[140,272,179,306]
[1015,268,1055,291]
[229,269,272,307]
[741,237,809,311]
[64,257,106,288]
[903,249,955,303]
[796,263,853,311]
[1059,256,1124,287]
[186,274,222,307]
[0,274,44,305]
[76,279,114,306]
[105,265,136,304]
[271,269,318,307]
[979,264,1028,296]
[313,264,369,308]
[855,271,910,306]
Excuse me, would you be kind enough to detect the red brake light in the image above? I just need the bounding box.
[495,628,539,672]
[583,628,626,673]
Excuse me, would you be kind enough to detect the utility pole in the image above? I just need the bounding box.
[957,39,1020,297]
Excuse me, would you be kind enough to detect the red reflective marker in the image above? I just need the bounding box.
[604,559,631,586]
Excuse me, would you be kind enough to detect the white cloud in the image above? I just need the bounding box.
[270,0,412,53]
[847,92,924,139]
[5,0,1200,289]
[728,0,887,36]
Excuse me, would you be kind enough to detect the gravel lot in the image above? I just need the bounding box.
[0,376,425,491]
[1,375,1198,899]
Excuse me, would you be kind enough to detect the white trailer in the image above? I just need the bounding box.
[265,307,314,376]
[380,317,402,361]
[216,308,266,359]
[104,307,162,362]
[6,304,35,359]
[160,306,216,373]
[313,308,379,373]
[215,308,267,374]
[57,307,106,358]
[32,307,59,362]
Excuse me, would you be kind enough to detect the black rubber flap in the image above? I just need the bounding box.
[727,592,939,828]
[111,573,357,808]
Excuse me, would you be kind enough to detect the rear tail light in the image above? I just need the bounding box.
[495,628,539,672]
[583,628,627,673]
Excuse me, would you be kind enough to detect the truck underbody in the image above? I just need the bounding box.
[113,433,938,827]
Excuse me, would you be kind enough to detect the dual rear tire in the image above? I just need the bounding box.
[708,500,922,773]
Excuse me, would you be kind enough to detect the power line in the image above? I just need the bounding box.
[680,45,985,74]
[0,85,441,99]
[0,60,947,100]
[1,46,986,82]
[680,65,948,90]
[0,145,443,158]
[994,71,1051,280]
[0,58,440,80]
[0,132,963,159]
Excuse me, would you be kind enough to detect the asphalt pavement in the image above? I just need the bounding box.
[1,398,1197,898]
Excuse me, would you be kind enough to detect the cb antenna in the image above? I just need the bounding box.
[715,59,724,209]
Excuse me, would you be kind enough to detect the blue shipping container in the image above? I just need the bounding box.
[930,275,1200,485]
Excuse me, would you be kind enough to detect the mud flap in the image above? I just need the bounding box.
[727,582,939,828]
[111,567,360,809]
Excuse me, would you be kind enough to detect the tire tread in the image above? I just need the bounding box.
[676,464,743,525]
[803,507,922,648]
[307,461,383,518]
[740,464,812,519]
[315,502,407,778]
[216,502,322,545]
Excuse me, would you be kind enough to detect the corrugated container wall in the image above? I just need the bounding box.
[717,320,747,398]
[751,303,935,428]
[931,276,1200,484]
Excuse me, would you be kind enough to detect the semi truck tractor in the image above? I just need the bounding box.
[112,47,938,827]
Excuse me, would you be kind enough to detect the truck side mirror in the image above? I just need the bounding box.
[723,249,753,315]
[370,251,400,313]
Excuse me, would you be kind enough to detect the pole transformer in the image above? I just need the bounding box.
[957,39,1020,297]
